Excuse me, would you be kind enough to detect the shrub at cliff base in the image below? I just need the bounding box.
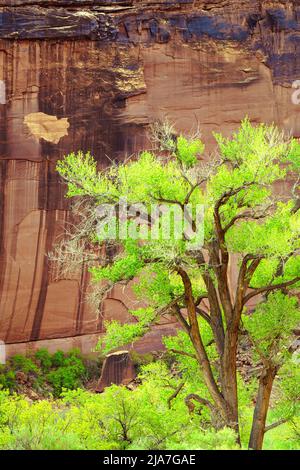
[0,348,98,397]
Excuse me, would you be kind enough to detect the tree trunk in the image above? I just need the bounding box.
[221,329,240,443]
[248,365,277,450]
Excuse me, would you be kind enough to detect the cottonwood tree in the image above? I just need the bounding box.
[56,119,300,449]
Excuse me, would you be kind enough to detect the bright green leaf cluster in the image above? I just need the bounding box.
[176,135,205,168]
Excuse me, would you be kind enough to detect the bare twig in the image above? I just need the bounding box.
[167,382,185,409]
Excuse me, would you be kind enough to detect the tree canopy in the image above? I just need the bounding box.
[56,118,300,450]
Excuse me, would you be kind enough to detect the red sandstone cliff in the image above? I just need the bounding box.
[0,0,299,354]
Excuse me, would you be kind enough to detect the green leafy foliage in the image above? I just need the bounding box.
[50,120,300,450]
[0,349,92,397]
[0,369,16,392]
[0,363,238,450]
[176,135,205,168]
[98,307,155,354]
[46,353,86,397]
[9,355,39,375]
[243,293,300,362]
[34,349,52,371]
[1,358,296,450]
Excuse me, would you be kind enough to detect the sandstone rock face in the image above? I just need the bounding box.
[0,1,300,353]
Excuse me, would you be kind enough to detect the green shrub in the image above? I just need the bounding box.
[0,349,91,397]
[0,354,41,392]
[46,351,86,397]
[34,349,52,371]
[0,369,16,392]
[9,355,40,375]
[51,350,66,368]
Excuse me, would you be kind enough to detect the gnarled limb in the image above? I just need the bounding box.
[244,276,300,305]
[184,394,215,414]
[168,382,185,409]
[234,254,263,325]
[169,349,197,360]
[264,418,288,433]
[195,306,211,325]
[223,206,273,233]
[195,251,225,356]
